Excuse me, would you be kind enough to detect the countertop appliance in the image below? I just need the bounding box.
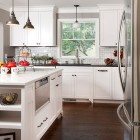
[117,0,140,140]
[35,77,50,112]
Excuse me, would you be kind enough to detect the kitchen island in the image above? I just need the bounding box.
[0,68,63,140]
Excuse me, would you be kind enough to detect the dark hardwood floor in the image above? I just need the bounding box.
[41,102,124,140]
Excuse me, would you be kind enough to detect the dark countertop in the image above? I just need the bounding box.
[34,63,118,67]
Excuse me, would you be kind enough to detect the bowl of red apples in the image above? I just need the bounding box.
[104,58,114,66]
[18,60,30,66]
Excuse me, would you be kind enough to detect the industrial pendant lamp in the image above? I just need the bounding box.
[6,0,19,25]
[23,0,34,29]
[73,5,80,28]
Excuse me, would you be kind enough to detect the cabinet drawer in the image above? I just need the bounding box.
[57,66,92,73]
[50,74,56,86]
[35,104,50,139]
[56,71,62,84]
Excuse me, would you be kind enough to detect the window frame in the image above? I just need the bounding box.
[57,18,99,58]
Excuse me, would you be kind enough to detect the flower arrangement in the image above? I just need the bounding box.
[113,48,123,60]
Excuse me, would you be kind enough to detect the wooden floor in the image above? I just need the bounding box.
[41,102,124,140]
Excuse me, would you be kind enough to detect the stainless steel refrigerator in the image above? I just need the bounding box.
[117,0,140,140]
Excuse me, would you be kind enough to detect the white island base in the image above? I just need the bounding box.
[0,68,63,140]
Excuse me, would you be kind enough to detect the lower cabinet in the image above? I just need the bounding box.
[50,71,62,124]
[35,103,51,140]
[112,67,124,100]
[57,66,93,102]
[94,67,124,100]
[94,67,112,99]
[35,71,62,140]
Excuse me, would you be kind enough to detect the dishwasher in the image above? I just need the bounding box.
[35,77,50,112]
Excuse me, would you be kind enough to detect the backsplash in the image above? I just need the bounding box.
[15,46,117,65]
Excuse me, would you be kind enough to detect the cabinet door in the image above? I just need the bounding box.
[75,73,92,99]
[62,73,75,98]
[50,84,56,123]
[27,12,39,46]
[40,11,56,46]
[10,11,27,46]
[94,67,112,99]
[56,83,62,115]
[112,68,124,100]
[100,10,118,46]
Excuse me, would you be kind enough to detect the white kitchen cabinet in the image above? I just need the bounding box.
[40,11,56,46]
[0,70,63,140]
[62,72,75,98]
[112,67,124,100]
[57,66,93,102]
[10,7,56,46]
[0,83,35,140]
[35,103,51,140]
[75,73,92,99]
[50,71,62,124]
[27,12,39,46]
[94,67,112,99]
[10,11,28,46]
[99,8,124,46]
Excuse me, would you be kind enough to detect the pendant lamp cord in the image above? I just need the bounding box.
[28,0,29,18]
[76,6,77,22]
[12,0,14,12]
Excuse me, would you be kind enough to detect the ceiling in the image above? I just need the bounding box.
[0,0,123,9]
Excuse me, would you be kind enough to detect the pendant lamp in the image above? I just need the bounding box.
[73,5,80,28]
[6,0,19,25]
[23,0,34,29]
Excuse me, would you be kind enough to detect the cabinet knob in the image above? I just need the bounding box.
[43,117,48,122]
[115,43,117,45]
[58,75,61,77]
[37,122,43,127]
[98,70,108,72]
[51,78,55,80]
[56,84,59,86]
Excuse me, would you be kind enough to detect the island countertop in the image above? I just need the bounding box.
[0,68,62,86]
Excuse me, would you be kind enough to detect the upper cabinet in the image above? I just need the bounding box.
[10,11,28,46]
[10,7,56,46]
[99,5,124,47]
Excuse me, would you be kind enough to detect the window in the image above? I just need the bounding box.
[60,19,99,58]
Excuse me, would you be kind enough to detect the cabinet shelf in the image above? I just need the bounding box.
[17,56,32,58]
[0,116,21,129]
[0,102,21,111]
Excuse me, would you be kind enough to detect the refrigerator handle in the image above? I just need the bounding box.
[117,10,126,92]
[117,103,131,131]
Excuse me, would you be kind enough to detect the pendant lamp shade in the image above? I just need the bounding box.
[23,18,34,29]
[6,0,19,25]
[23,0,34,29]
[73,5,80,28]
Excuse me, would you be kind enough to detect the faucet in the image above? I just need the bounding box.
[76,49,80,64]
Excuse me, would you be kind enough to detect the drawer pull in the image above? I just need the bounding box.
[43,117,48,122]
[51,78,55,80]
[56,84,59,87]
[98,70,108,72]
[58,75,62,77]
[37,122,43,127]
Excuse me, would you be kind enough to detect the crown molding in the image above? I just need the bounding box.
[98,4,124,10]
[57,7,99,13]
[14,5,57,12]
